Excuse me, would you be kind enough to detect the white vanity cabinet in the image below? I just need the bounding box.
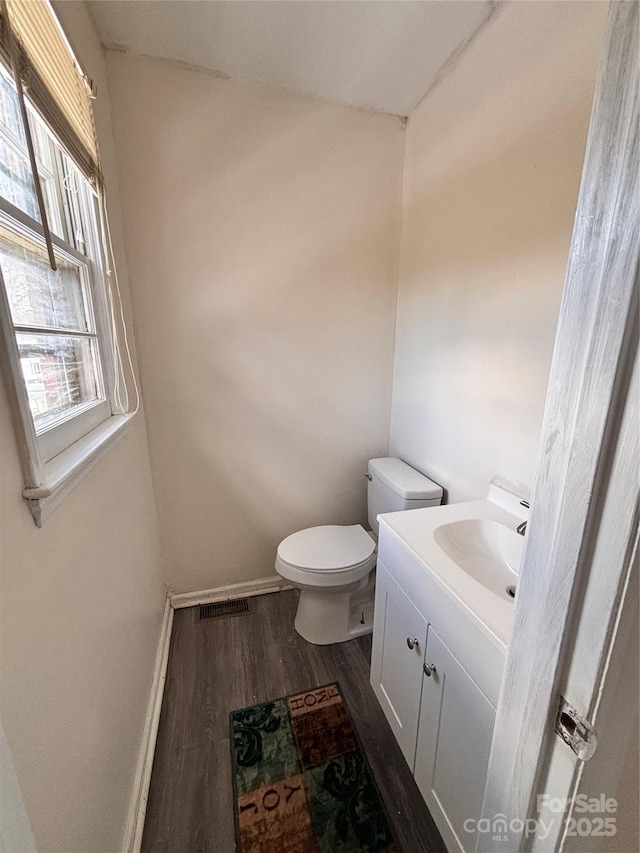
[370,565,428,765]
[414,625,496,853]
[371,522,507,853]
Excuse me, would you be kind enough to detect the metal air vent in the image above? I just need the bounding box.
[198,599,250,620]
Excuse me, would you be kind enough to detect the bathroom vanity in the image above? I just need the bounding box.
[370,484,527,853]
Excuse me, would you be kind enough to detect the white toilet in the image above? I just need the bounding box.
[275,457,443,645]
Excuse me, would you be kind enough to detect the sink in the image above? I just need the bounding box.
[377,481,528,647]
[433,518,522,601]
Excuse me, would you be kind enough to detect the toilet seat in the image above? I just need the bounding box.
[276,524,376,588]
[277,524,375,572]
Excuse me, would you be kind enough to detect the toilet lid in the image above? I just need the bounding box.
[277,525,375,572]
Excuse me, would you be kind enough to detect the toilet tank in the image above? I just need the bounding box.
[367,458,442,536]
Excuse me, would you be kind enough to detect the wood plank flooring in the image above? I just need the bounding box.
[141,589,447,853]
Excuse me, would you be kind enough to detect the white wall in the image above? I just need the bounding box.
[105,51,405,592]
[0,4,166,851]
[0,721,36,853]
[390,1,608,503]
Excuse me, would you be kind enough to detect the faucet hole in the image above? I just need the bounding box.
[506,586,516,599]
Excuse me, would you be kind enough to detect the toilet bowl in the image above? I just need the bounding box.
[276,524,377,645]
[275,458,443,645]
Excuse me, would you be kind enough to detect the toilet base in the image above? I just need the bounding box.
[293,571,376,645]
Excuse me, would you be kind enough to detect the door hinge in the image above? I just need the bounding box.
[554,696,598,761]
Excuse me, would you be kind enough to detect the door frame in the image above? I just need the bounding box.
[478,2,639,851]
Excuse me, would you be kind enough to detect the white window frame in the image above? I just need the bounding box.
[0,69,132,526]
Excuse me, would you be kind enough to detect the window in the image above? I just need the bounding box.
[0,63,112,459]
[0,2,135,525]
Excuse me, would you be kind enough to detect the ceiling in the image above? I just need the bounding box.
[88,1,494,116]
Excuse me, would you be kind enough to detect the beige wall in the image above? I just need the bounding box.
[0,4,166,851]
[106,51,405,592]
[390,1,608,503]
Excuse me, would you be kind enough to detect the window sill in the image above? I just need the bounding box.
[22,414,133,526]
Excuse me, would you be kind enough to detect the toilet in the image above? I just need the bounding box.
[275,458,443,644]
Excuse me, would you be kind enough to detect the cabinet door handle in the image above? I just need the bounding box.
[406,637,419,651]
[423,662,437,677]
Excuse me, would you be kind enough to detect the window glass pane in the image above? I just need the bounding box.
[0,128,40,220]
[0,65,23,140]
[28,118,62,237]
[0,67,40,220]
[0,224,89,332]
[16,332,101,431]
[0,64,62,235]
[60,155,90,256]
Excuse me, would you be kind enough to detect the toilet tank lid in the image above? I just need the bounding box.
[368,458,443,500]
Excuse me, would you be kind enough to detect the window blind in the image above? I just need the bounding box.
[0,0,100,183]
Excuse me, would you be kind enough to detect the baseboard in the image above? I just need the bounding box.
[123,596,174,853]
[169,575,290,609]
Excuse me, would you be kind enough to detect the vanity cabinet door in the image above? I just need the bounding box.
[370,563,428,767]
[414,626,496,853]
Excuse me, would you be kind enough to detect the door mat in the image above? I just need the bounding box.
[230,682,398,852]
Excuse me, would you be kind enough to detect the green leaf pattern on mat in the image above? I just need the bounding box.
[231,699,300,796]
[305,751,395,851]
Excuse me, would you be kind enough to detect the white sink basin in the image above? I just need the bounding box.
[433,519,521,601]
[377,481,529,648]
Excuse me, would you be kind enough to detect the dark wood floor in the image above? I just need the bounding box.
[142,589,447,853]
